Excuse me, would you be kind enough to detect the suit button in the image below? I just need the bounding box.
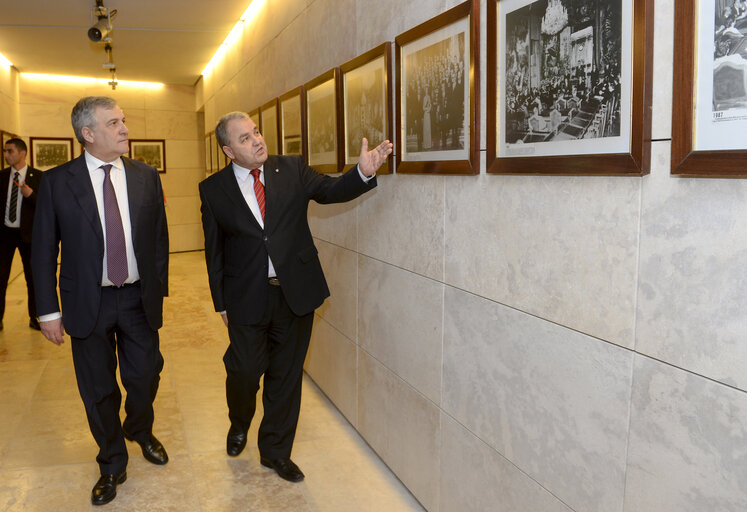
[263,236,268,242]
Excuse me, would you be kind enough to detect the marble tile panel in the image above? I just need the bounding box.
[358,174,445,281]
[296,373,360,443]
[0,463,97,512]
[358,351,440,511]
[302,0,357,80]
[309,199,358,250]
[315,240,357,339]
[144,110,201,140]
[440,413,574,512]
[444,172,640,348]
[304,317,358,425]
[443,286,633,512]
[636,141,747,390]
[0,360,44,404]
[167,223,204,253]
[0,402,25,460]
[122,108,147,137]
[358,255,443,404]
[164,139,202,169]
[31,357,79,402]
[651,0,673,140]
[624,356,747,512]
[164,195,202,226]
[355,0,453,51]
[19,102,75,137]
[160,166,204,198]
[144,84,197,112]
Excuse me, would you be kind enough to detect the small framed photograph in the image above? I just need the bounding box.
[671,0,747,177]
[129,139,166,173]
[249,108,261,132]
[280,87,306,156]
[305,68,341,173]
[30,137,74,171]
[260,99,280,156]
[204,132,212,173]
[340,42,393,174]
[487,0,653,176]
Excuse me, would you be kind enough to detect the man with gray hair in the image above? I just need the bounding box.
[32,96,170,505]
[200,111,391,482]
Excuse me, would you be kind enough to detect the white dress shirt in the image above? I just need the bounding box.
[4,164,27,228]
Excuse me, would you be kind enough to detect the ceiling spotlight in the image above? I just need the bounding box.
[88,0,116,43]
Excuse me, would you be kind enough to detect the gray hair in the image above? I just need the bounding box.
[215,111,250,148]
[71,96,118,144]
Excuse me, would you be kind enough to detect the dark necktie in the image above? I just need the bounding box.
[250,168,265,221]
[8,171,19,223]
[101,164,128,287]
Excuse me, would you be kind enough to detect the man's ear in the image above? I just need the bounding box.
[81,126,95,145]
[222,145,234,160]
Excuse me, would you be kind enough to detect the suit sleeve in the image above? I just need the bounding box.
[199,182,226,312]
[30,173,61,316]
[154,171,169,297]
[297,156,377,204]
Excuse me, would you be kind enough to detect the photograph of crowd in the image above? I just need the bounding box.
[307,79,337,166]
[31,138,72,171]
[713,0,747,112]
[403,31,466,154]
[504,0,622,145]
[345,59,387,164]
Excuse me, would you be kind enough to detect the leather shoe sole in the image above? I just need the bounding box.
[260,457,305,482]
[226,426,248,457]
[91,472,126,505]
[123,430,169,465]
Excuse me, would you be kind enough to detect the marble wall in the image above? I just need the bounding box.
[200,0,746,511]
[14,78,204,252]
[0,65,20,135]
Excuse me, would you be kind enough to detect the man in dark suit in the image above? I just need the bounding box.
[1,138,42,331]
[32,96,170,506]
[200,111,391,482]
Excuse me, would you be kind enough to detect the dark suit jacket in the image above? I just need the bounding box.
[199,155,376,325]
[31,155,169,338]
[1,166,43,243]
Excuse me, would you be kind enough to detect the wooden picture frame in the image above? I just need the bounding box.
[487,0,653,176]
[305,68,342,173]
[260,98,280,156]
[671,0,747,177]
[340,42,394,174]
[129,139,166,173]
[30,137,73,171]
[396,0,480,174]
[280,87,306,157]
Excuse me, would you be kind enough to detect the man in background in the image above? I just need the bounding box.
[0,138,42,331]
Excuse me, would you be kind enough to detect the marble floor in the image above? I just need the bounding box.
[0,251,425,512]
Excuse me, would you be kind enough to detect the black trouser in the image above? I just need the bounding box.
[224,285,313,460]
[0,225,36,322]
[71,283,163,475]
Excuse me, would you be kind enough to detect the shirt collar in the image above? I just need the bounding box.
[10,164,28,177]
[84,150,124,174]
[232,162,264,182]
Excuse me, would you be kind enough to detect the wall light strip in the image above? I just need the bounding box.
[201,0,266,77]
[0,52,13,67]
[22,73,164,89]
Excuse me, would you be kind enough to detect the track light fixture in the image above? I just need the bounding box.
[87,0,119,89]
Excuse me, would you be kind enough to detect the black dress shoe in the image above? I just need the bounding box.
[91,472,126,505]
[123,431,169,465]
[226,425,247,456]
[29,318,41,330]
[260,457,305,482]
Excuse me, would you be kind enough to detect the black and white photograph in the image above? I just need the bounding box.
[501,0,626,154]
[280,91,303,156]
[400,16,470,163]
[30,137,73,171]
[344,57,387,165]
[130,139,166,173]
[305,73,338,171]
[261,100,279,156]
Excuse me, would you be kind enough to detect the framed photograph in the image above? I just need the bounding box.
[340,42,394,174]
[249,108,261,132]
[305,68,341,173]
[671,0,747,177]
[260,99,280,156]
[204,132,212,173]
[30,137,73,171]
[487,0,653,176]
[396,0,480,174]
[280,87,306,156]
[129,139,166,173]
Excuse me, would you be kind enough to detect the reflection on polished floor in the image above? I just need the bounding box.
[0,251,424,512]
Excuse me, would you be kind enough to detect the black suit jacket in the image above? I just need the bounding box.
[1,166,43,242]
[31,155,169,338]
[199,155,376,325]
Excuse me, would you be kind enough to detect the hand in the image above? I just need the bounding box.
[358,138,393,177]
[20,183,33,198]
[221,312,228,327]
[40,318,65,345]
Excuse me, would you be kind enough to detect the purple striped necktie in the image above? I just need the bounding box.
[101,164,128,287]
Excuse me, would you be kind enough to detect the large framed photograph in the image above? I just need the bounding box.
[671,0,747,177]
[30,137,73,171]
[340,43,393,174]
[129,139,166,173]
[487,0,653,175]
[280,87,306,156]
[396,0,480,174]
[305,68,341,173]
[260,99,280,156]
